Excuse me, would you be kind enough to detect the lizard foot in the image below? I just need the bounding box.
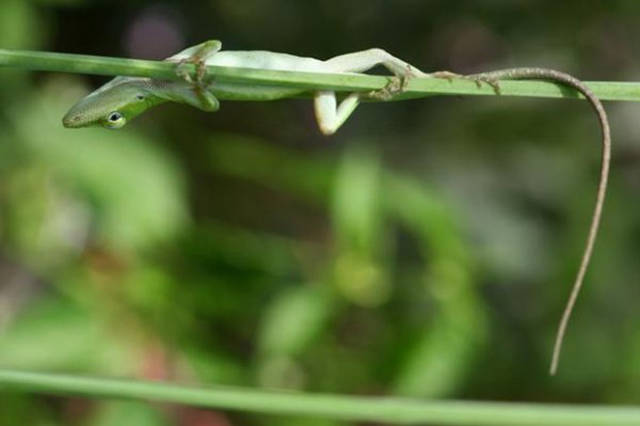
[368,65,420,101]
[174,40,221,86]
[469,74,502,94]
[430,70,502,94]
[369,76,404,100]
[175,58,217,112]
[175,57,208,85]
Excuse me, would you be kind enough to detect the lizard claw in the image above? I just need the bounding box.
[175,59,194,84]
[368,75,405,101]
[175,57,208,86]
[471,75,502,94]
[173,40,221,86]
[368,65,420,101]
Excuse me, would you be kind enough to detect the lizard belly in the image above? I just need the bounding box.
[211,82,306,101]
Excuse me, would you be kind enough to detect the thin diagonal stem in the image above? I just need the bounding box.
[2,49,640,101]
[0,370,639,425]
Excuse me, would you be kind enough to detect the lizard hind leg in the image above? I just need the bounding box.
[430,70,502,94]
[324,48,427,101]
[323,48,426,76]
[369,73,412,101]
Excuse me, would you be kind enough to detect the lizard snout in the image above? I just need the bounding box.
[62,111,84,128]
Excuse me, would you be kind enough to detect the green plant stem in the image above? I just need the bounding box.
[0,369,639,425]
[1,48,640,101]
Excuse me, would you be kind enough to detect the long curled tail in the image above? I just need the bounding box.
[466,68,610,375]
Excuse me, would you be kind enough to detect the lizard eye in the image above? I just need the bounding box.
[136,94,144,100]
[105,111,126,129]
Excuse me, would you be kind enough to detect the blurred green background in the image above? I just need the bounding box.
[1,1,639,424]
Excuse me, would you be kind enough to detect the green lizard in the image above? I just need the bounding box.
[62,40,611,375]
[62,40,427,134]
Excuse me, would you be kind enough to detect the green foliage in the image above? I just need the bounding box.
[91,402,169,426]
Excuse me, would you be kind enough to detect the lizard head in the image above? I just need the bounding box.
[63,77,163,129]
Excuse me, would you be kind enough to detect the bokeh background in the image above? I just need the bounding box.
[1,1,639,424]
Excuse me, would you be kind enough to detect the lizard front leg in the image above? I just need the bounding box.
[168,40,222,112]
[173,40,222,84]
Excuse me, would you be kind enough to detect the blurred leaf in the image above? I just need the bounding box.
[263,415,345,426]
[0,298,134,373]
[90,401,168,426]
[0,0,41,104]
[384,177,486,397]
[257,284,335,388]
[392,311,479,398]
[332,144,382,253]
[0,0,42,49]
[258,285,334,357]
[191,221,311,277]
[332,251,389,307]
[123,267,175,317]
[331,144,392,307]
[9,77,189,252]
[207,132,334,203]
[0,393,56,426]
[182,347,248,385]
[2,165,91,267]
